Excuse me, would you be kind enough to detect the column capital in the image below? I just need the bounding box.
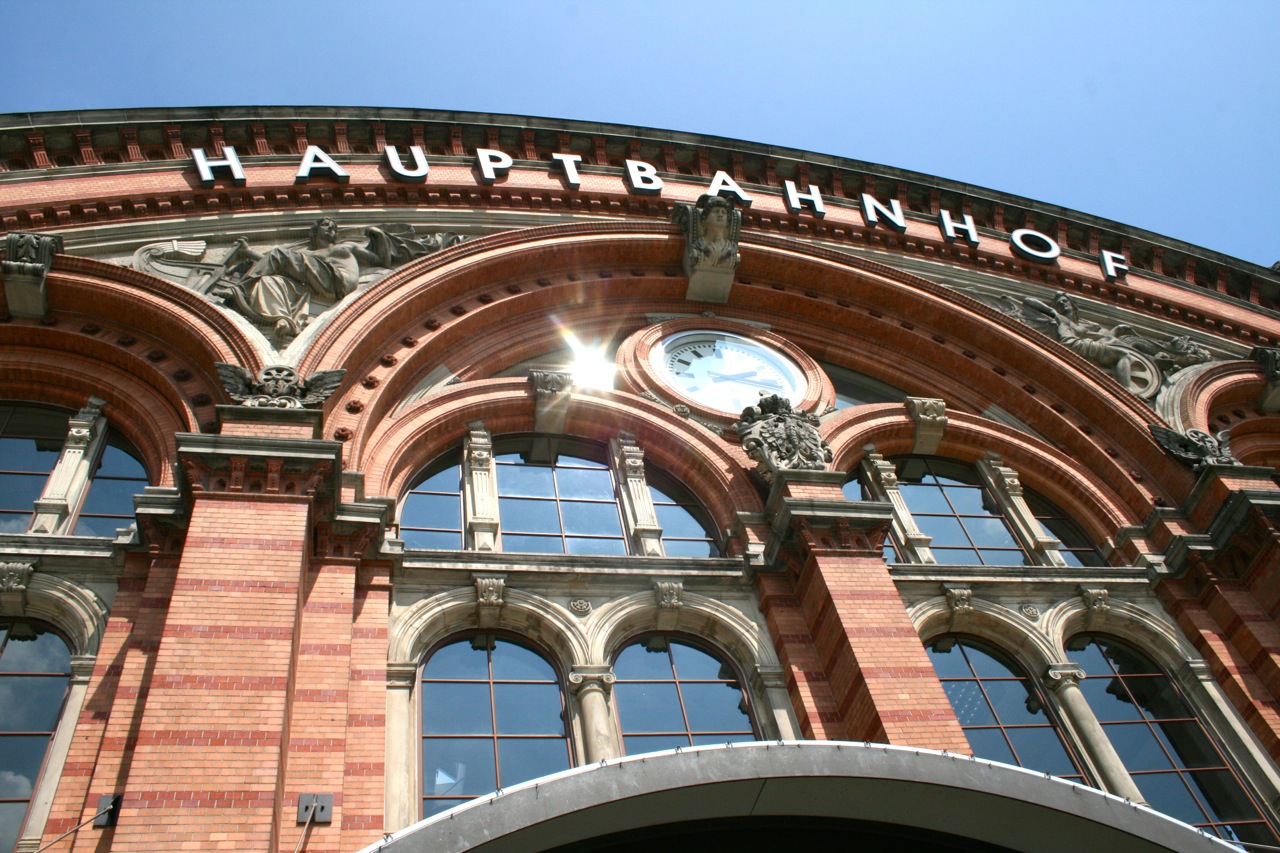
[568,665,615,694]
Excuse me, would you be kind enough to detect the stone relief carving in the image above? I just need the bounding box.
[905,397,946,454]
[653,579,683,630]
[3,231,64,318]
[0,560,36,615]
[132,219,463,344]
[971,289,1213,401]
[214,363,346,409]
[672,195,741,302]
[475,575,506,629]
[735,394,832,482]
[1148,424,1239,470]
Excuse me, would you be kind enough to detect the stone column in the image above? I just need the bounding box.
[569,666,618,762]
[1045,664,1146,803]
[385,663,419,832]
[28,398,108,535]
[611,432,663,557]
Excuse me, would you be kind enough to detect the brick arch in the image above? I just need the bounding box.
[1172,359,1269,431]
[357,379,762,540]
[823,405,1146,554]
[0,336,196,488]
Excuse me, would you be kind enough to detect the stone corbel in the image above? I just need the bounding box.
[2,231,63,319]
[611,432,663,557]
[861,447,935,563]
[529,370,573,434]
[474,574,506,629]
[942,582,973,629]
[1079,586,1110,627]
[464,422,499,551]
[976,452,1065,566]
[671,196,741,303]
[0,560,36,615]
[905,397,947,455]
[652,579,683,630]
[386,662,417,691]
[29,398,108,535]
[1251,347,1280,412]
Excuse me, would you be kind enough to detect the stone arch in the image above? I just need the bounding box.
[12,573,109,659]
[1042,593,1192,672]
[910,594,1061,678]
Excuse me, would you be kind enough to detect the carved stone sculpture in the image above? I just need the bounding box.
[137,219,462,344]
[1148,424,1239,470]
[735,394,832,482]
[3,231,63,318]
[672,195,741,302]
[215,363,346,409]
[0,560,35,615]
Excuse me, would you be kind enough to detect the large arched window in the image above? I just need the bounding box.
[0,402,148,537]
[398,436,722,557]
[1067,635,1279,844]
[851,456,1103,567]
[926,635,1083,782]
[0,619,71,853]
[612,636,755,754]
[419,635,571,818]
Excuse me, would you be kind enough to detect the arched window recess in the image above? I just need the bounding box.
[399,426,721,558]
[854,450,1103,567]
[0,399,148,538]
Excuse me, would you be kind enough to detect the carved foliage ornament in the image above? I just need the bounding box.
[215,363,345,409]
[735,394,832,482]
[0,561,35,593]
[1148,424,1239,470]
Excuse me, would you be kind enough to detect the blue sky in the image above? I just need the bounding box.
[1,0,1275,267]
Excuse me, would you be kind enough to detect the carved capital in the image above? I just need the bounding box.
[474,574,506,628]
[905,397,947,455]
[752,663,787,691]
[735,395,831,483]
[3,231,63,318]
[1044,664,1086,691]
[672,195,741,303]
[568,665,615,694]
[387,662,417,690]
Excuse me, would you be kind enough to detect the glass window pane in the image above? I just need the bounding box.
[94,444,147,479]
[943,487,997,516]
[961,644,1017,680]
[555,468,614,500]
[614,644,673,680]
[0,628,70,673]
[926,644,973,679]
[1133,772,1208,826]
[982,680,1043,725]
[421,738,496,796]
[402,492,461,531]
[490,641,556,681]
[0,735,50,786]
[497,465,555,498]
[1156,721,1223,769]
[681,682,752,733]
[498,498,561,533]
[77,477,142,516]
[963,517,1020,548]
[692,733,757,746]
[0,437,61,472]
[976,549,1028,566]
[565,537,626,556]
[942,681,998,726]
[1065,640,1114,675]
[423,641,488,681]
[421,683,492,735]
[1097,638,1161,675]
[556,455,608,470]
[662,539,719,558]
[414,464,461,493]
[899,483,951,514]
[502,534,564,554]
[624,735,689,754]
[1105,722,1175,771]
[654,504,708,539]
[421,798,468,818]
[914,516,970,547]
[1005,727,1078,776]
[402,529,463,550]
[1079,678,1144,721]
[493,684,563,735]
[964,727,1017,765]
[0,473,47,510]
[614,682,685,733]
[0,801,28,853]
[1190,770,1265,822]
[497,738,570,787]
[670,643,728,680]
[560,501,622,536]
[1127,676,1190,720]
[0,678,66,732]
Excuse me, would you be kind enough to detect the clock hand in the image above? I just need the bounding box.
[708,370,759,383]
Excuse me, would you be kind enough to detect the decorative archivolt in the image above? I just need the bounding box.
[1,571,110,658]
[910,594,1062,675]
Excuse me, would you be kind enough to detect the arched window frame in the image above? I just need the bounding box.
[857,449,1097,567]
[399,424,721,558]
[1,398,148,538]
[416,630,574,819]
[608,632,760,756]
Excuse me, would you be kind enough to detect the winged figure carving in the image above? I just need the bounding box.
[215,363,346,409]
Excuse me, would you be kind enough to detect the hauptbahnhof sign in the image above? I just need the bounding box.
[191,145,1134,283]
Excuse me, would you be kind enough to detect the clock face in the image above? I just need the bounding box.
[652,330,807,414]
